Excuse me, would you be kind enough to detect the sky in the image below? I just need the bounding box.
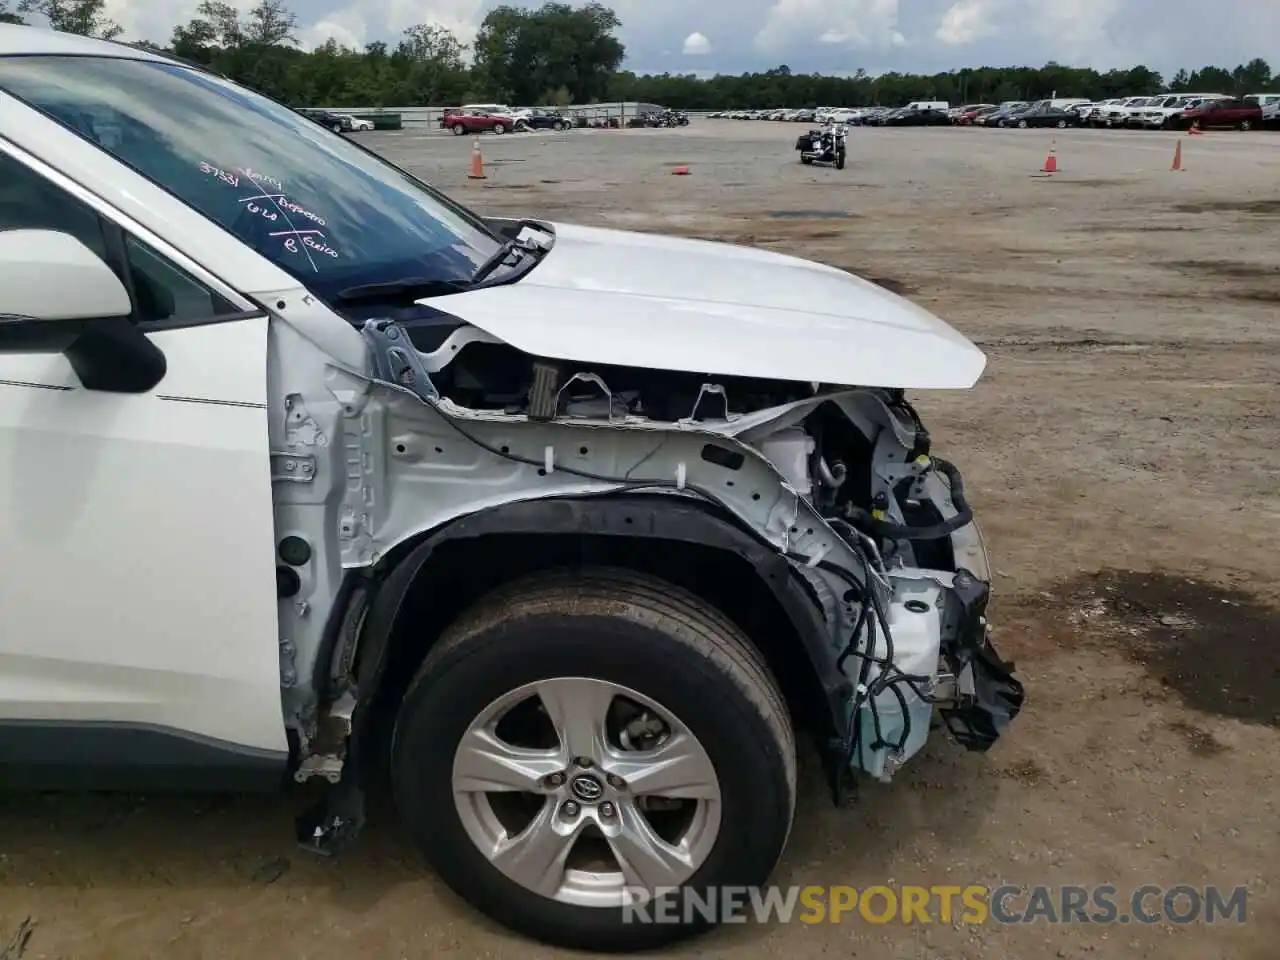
[94,0,1278,79]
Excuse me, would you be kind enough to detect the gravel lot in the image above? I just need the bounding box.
[2,122,1278,960]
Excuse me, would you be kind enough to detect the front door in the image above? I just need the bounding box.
[0,147,287,789]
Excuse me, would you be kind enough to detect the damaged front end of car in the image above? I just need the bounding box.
[275,302,1025,852]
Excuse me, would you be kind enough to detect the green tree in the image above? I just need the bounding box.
[475,2,624,104]
[393,24,470,105]
[243,0,296,46]
[0,1,23,24]
[1187,65,1233,92]
[1232,57,1272,93]
[17,0,121,38]
[171,0,242,61]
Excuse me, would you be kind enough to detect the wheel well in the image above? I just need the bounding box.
[359,532,835,775]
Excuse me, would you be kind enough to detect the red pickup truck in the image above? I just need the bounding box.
[441,108,518,136]
[1172,98,1263,131]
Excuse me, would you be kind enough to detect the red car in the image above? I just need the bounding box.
[1171,98,1263,131]
[441,108,518,136]
[955,105,997,125]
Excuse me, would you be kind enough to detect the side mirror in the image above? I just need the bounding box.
[0,229,166,392]
[0,229,131,323]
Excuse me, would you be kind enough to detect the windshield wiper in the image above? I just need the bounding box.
[470,239,530,286]
[335,277,471,304]
[336,238,546,306]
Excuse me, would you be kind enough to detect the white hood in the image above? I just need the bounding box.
[428,222,986,389]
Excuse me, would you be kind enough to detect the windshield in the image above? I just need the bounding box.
[0,54,505,304]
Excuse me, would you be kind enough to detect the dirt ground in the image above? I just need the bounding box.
[3,122,1278,960]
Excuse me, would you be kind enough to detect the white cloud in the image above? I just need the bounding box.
[380,0,485,43]
[936,0,994,45]
[301,10,370,50]
[682,30,711,55]
[755,0,904,53]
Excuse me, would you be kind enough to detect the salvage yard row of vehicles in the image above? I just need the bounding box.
[440,104,575,135]
[711,103,949,126]
[440,104,689,134]
[713,93,1279,131]
[957,93,1276,130]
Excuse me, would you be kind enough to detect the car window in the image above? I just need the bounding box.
[0,55,505,309]
[0,149,108,259]
[0,149,238,325]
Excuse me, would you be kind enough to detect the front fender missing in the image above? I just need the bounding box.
[346,494,852,785]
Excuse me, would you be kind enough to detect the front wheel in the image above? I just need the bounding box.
[391,569,797,952]
[836,149,846,170]
[494,123,507,135]
[1240,119,1253,131]
[331,123,344,134]
[1056,119,1066,128]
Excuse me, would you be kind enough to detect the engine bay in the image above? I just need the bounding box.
[425,339,964,575]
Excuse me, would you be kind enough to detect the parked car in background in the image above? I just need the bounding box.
[1042,98,1092,112]
[903,100,950,113]
[1137,94,1220,129]
[883,106,950,126]
[521,108,573,131]
[299,108,351,133]
[442,108,517,136]
[981,101,1029,126]
[951,103,995,124]
[1004,103,1085,128]
[1097,96,1149,127]
[1246,93,1280,126]
[1079,98,1120,125]
[334,113,373,132]
[1170,97,1263,130]
[1117,96,1160,127]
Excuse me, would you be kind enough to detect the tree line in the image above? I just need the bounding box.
[3,0,1275,110]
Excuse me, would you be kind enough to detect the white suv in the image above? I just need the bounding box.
[0,26,1022,952]
[1140,93,1228,129]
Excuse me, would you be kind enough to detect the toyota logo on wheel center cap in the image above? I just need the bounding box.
[570,775,604,802]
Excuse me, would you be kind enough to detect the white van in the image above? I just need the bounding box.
[903,100,949,113]
[1247,93,1280,120]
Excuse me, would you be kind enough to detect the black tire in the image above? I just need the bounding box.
[1240,119,1252,131]
[801,156,813,164]
[1017,119,1028,129]
[391,568,797,952]
[494,123,506,135]
[836,149,846,170]
[452,123,466,136]
[1056,119,1066,128]
[331,123,344,134]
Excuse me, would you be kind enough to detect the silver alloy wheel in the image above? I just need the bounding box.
[452,677,722,907]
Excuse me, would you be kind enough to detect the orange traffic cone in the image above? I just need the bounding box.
[1171,138,1184,172]
[1041,141,1059,174]
[671,165,690,176]
[1188,121,1204,136]
[468,138,485,179]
